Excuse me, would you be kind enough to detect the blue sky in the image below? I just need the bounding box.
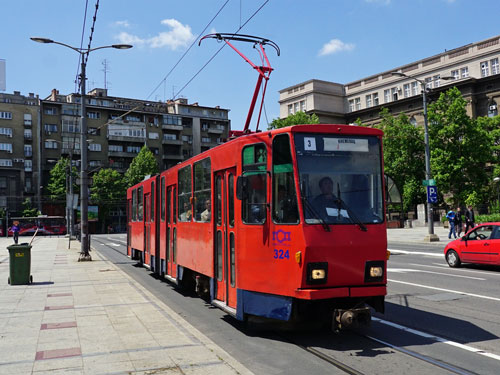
[2,0,500,130]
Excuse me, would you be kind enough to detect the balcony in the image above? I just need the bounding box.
[208,127,225,134]
[161,138,183,145]
[107,135,146,142]
[108,150,138,158]
[162,153,183,160]
[162,124,183,131]
[62,148,81,155]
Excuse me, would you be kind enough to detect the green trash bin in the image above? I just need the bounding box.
[7,243,33,285]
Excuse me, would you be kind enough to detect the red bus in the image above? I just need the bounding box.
[8,216,67,236]
[128,124,387,329]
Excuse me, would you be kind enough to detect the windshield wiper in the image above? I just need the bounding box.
[301,196,330,232]
[335,185,367,232]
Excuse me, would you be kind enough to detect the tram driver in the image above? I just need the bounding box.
[312,176,348,222]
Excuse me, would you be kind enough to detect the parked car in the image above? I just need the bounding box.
[444,222,500,267]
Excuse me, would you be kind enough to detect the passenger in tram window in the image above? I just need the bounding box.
[201,199,211,222]
[180,202,192,221]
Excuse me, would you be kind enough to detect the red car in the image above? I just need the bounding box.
[444,222,500,267]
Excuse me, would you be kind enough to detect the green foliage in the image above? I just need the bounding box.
[91,168,127,230]
[371,108,426,211]
[124,145,159,188]
[46,158,79,201]
[268,111,320,129]
[476,213,500,224]
[21,198,39,217]
[428,87,493,206]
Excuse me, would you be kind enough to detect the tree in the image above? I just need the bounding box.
[268,111,320,129]
[46,158,79,202]
[427,87,493,206]
[370,108,426,211]
[90,168,127,232]
[22,198,39,217]
[124,145,159,188]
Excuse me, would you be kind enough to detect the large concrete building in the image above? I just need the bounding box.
[0,88,230,224]
[280,35,500,125]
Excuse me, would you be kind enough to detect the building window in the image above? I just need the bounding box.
[89,160,102,168]
[300,100,306,111]
[425,77,432,90]
[44,140,58,149]
[412,82,419,96]
[373,93,379,106]
[433,75,440,88]
[163,133,177,141]
[62,119,80,133]
[182,135,192,143]
[24,113,32,125]
[201,123,209,131]
[287,104,293,115]
[461,66,469,78]
[201,137,211,143]
[148,132,159,140]
[24,144,33,156]
[0,159,12,167]
[0,143,12,153]
[488,101,498,117]
[24,129,32,139]
[451,70,459,80]
[355,98,361,110]
[365,94,372,108]
[109,145,123,152]
[384,89,390,103]
[481,61,489,77]
[293,102,299,113]
[403,84,410,98]
[348,99,354,112]
[25,159,32,171]
[44,124,58,133]
[0,127,12,137]
[0,111,12,120]
[88,127,100,136]
[44,107,57,115]
[88,143,101,152]
[491,58,499,75]
[87,111,100,119]
[127,146,141,153]
[391,87,398,101]
[62,137,80,150]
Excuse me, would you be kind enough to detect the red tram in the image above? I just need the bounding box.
[127,124,388,329]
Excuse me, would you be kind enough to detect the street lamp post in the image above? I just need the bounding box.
[391,72,454,241]
[494,177,500,211]
[31,37,132,260]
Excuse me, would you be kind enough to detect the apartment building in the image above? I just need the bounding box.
[280,35,500,126]
[0,88,230,218]
[0,91,40,214]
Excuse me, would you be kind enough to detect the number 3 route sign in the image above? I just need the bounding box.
[427,185,438,204]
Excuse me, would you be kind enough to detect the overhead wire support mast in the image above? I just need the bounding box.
[199,33,279,133]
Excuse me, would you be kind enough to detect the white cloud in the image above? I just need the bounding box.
[318,39,355,56]
[115,18,194,50]
[114,20,130,28]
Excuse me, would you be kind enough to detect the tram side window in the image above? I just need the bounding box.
[193,158,211,222]
[272,134,299,224]
[151,181,155,222]
[138,186,143,221]
[132,188,137,221]
[161,177,165,221]
[178,166,192,222]
[241,143,267,224]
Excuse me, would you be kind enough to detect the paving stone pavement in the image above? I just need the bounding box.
[0,235,253,375]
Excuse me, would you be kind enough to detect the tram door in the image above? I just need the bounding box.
[144,193,151,266]
[166,185,177,279]
[214,168,237,309]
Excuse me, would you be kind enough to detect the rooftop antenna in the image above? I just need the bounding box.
[199,33,279,133]
[102,59,110,90]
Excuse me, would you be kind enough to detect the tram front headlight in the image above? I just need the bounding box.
[364,261,384,282]
[369,266,383,278]
[307,262,328,284]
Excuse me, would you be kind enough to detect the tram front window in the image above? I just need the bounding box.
[294,133,383,225]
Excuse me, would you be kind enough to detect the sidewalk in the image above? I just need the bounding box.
[387,224,458,245]
[0,236,253,375]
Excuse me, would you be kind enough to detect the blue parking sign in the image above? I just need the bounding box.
[427,186,438,204]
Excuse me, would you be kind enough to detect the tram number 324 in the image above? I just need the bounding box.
[273,249,290,260]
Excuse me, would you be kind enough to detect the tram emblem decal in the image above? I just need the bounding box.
[273,230,291,244]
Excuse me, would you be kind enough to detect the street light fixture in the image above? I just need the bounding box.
[391,71,454,241]
[31,37,132,261]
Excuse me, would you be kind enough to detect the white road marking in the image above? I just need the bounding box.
[373,317,500,362]
[388,268,485,280]
[108,243,121,247]
[389,249,442,257]
[388,279,500,302]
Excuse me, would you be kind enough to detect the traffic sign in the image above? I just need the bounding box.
[427,186,438,204]
[422,179,436,186]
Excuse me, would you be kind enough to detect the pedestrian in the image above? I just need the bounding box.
[10,220,20,244]
[465,206,475,233]
[455,207,463,237]
[446,209,457,239]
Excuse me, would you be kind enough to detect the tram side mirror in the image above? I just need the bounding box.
[236,176,249,200]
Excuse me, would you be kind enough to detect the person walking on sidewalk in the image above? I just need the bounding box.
[10,220,20,244]
[446,209,457,239]
[465,206,475,233]
[455,207,463,237]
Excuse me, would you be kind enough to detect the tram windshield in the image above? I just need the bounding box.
[294,133,384,225]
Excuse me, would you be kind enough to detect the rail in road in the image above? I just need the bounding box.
[92,235,500,375]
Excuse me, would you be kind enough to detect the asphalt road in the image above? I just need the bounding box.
[90,234,500,375]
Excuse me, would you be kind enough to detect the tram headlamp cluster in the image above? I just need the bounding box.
[307,262,328,284]
[364,261,385,282]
